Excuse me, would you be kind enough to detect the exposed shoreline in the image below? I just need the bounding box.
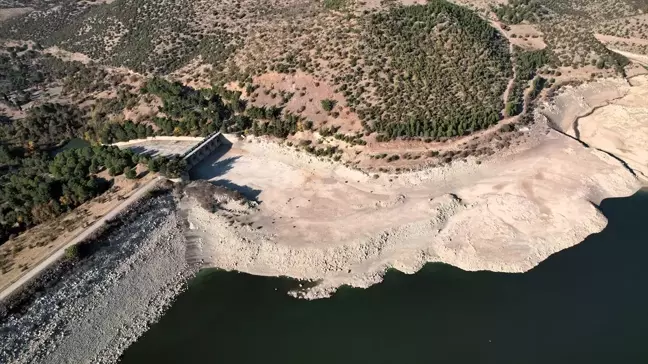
[183,115,642,299]
[178,77,648,299]
[1,76,646,362]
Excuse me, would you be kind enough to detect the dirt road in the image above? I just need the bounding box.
[0,177,161,302]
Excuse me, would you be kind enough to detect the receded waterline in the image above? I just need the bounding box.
[120,189,648,364]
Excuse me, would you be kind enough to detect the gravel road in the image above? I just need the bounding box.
[0,192,193,364]
[0,176,163,302]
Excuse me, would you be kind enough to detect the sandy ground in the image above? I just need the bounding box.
[539,77,630,133]
[43,46,92,64]
[185,98,642,298]
[544,75,648,179]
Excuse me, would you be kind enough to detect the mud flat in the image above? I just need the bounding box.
[189,134,640,298]
[542,75,648,179]
[185,80,644,298]
[0,193,192,364]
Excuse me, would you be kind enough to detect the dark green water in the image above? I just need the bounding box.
[120,190,648,364]
[51,138,91,155]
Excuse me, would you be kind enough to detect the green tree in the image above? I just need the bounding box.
[147,158,161,172]
[124,166,137,179]
[65,245,81,260]
[505,102,520,117]
[321,99,337,112]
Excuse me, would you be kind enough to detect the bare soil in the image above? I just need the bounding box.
[506,24,547,50]
[227,70,362,133]
[185,105,642,297]
[547,75,648,179]
[0,7,32,24]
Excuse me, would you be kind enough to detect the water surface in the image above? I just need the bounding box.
[120,190,648,364]
[51,138,91,155]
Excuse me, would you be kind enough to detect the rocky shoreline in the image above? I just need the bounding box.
[183,116,641,299]
[0,192,193,364]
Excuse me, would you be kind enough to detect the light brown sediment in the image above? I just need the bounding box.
[184,77,646,298]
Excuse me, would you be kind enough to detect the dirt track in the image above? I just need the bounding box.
[0,177,162,303]
[0,193,191,364]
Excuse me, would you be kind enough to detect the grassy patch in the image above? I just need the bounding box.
[323,0,348,10]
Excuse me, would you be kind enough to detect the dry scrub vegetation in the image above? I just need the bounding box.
[493,0,648,72]
[0,0,647,306]
[1,0,648,173]
[3,0,516,141]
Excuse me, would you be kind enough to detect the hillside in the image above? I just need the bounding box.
[1,0,648,246]
[1,1,648,360]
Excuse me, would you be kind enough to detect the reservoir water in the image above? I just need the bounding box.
[120,190,648,364]
[51,138,91,155]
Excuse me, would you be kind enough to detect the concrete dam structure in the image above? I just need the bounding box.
[182,131,223,170]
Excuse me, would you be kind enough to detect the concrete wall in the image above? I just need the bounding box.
[182,132,222,169]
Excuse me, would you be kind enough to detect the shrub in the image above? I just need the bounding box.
[500,124,515,133]
[323,0,347,10]
[124,166,137,179]
[65,245,81,260]
[321,99,337,112]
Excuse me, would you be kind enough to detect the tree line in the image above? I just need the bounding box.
[144,78,310,139]
[0,144,130,243]
[0,99,189,245]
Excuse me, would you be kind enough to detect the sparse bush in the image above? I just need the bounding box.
[65,245,81,260]
[323,0,347,10]
[125,166,137,179]
[321,99,336,112]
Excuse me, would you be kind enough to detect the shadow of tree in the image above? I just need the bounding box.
[136,170,150,179]
[127,146,160,158]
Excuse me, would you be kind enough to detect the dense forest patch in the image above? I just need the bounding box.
[0,99,188,245]
[493,0,552,24]
[141,78,309,139]
[341,0,512,139]
[0,144,134,243]
[506,48,549,116]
